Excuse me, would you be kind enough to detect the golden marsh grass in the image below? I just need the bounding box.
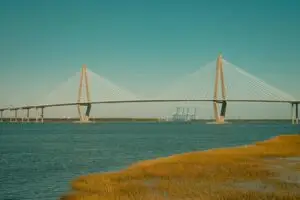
[61,134,300,200]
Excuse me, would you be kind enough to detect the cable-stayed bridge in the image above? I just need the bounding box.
[0,54,299,124]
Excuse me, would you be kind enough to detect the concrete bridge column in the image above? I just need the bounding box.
[9,110,13,122]
[291,103,294,124]
[85,104,91,122]
[35,108,39,123]
[0,110,3,122]
[14,109,18,122]
[291,103,299,125]
[21,109,24,122]
[220,101,227,119]
[41,107,44,123]
[296,103,299,124]
[26,109,30,122]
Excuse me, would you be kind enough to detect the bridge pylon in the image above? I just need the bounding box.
[291,103,299,124]
[213,54,227,124]
[75,64,92,123]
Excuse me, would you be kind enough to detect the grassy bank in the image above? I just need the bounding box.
[61,134,300,200]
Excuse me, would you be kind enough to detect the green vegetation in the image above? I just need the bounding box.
[61,134,300,200]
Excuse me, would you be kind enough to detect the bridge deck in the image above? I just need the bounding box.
[0,99,299,111]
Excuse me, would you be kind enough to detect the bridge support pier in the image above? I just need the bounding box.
[21,109,24,122]
[26,109,30,122]
[291,103,294,124]
[35,108,39,123]
[219,101,227,122]
[9,110,12,122]
[75,64,92,123]
[0,110,3,122]
[41,107,44,123]
[213,54,227,124]
[34,108,44,123]
[296,103,299,124]
[291,103,299,124]
[14,109,18,123]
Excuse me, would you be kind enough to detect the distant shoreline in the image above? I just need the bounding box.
[0,118,294,123]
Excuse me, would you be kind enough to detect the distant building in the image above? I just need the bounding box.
[172,107,196,121]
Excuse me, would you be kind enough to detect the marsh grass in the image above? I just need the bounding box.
[295,164,300,171]
[61,134,300,200]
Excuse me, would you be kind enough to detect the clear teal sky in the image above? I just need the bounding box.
[1,0,300,105]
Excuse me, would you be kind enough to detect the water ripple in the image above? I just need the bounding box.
[0,122,298,199]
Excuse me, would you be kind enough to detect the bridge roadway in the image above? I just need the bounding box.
[0,99,299,111]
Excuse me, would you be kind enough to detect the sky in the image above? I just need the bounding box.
[0,0,300,116]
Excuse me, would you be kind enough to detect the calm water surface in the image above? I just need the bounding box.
[0,122,299,200]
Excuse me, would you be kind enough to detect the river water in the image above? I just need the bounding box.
[0,122,299,200]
